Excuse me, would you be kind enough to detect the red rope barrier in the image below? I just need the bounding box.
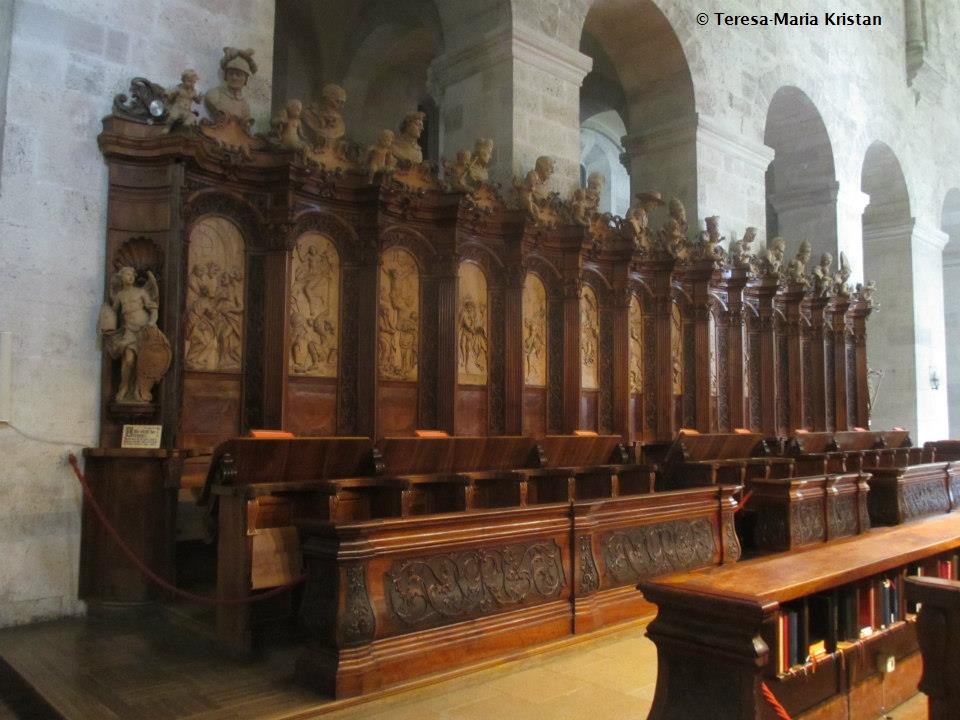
[67,453,305,605]
[734,489,754,513]
[760,682,793,720]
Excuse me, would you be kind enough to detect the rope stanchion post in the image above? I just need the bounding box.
[68,453,305,606]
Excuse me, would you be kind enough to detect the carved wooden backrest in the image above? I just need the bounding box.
[537,435,625,468]
[880,430,912,448]
[377,436,538,475]
[789,431,836,454]
[834,430,885,451]
[205,436,375,486]
[666,432,763,462]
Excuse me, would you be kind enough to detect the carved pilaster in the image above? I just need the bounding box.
[677,259,718,431]
[846,298,873,429]
[776,283,806,434]
[803,294,829,431]
[638,257,677,440]
[715,267,749,431]
[826,295,851,430]
[745,276,779,435]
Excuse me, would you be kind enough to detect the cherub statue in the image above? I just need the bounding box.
[205,47,257,122]
[756,236,786,277]
[623,190,664,252]
[855,280,876,303]
[391,111,426,164]
[695,214,725,262]
[463,138,494,188]
[365,129,397,182]
[443,149,472,190]
[660,196,689,258]
[585,172,604,213]
[162,69,200,133]
[785,240,812,285]
[726,226,757,269]
[515,155,555,223]
[271,99,306,150]
[812,252,834,296]
[98,266,171,404]
[571,188,592,226]
[303,83,347,145]
[834,252,853,296]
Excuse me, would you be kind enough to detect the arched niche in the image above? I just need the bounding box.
[861,142,915,435]
[764,86,838,262]
[580,0,696,219]
[942,189,960,437]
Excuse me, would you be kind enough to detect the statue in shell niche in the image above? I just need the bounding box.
[290,233,340,377]
[99,266,171,404]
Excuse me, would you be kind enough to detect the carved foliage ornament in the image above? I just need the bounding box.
[340,563,376,645]
[580,285,600,390]
[385,541,566,627]
[629,295,644,395]
[378,247,420,382]
[600,518,716,585]
[577,535,600,596]
[184,217,245,372]
[290,232,340,378]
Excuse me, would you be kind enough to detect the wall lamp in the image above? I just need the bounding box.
[929,367,940,391]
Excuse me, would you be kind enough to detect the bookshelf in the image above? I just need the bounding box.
[639,512,960,720]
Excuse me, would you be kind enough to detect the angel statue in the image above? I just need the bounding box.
[98,266,172,404]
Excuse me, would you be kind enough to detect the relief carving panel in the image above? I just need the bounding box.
[185,217,245,372]
[600,518,716,585]
[457,261,488,385]
[385,541,566,628]
[379,247,420,381]
[581,285,600,390]
[523,273,547,387]
[290,232,339,377]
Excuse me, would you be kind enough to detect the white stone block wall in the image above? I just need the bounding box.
[0,0,274,628]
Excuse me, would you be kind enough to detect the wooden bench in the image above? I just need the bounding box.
[867,462,960,526]
[658,431,794,490]
[784,431,848,475]
[744,473,871,553]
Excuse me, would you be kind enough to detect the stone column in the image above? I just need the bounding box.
[768,182,841,268]
[428,24,592,192]
[622,116,699,226]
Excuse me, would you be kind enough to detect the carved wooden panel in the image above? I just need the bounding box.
[457,261,488,385]
[290,232,339,378]
[384,541,566,629]
[580,285,600,390]
[629,294,643,396]
[600,518,717,586]
[671,302,683,397]
[378,247,420,382]
[522,273,547,387]
[184,217,245,372]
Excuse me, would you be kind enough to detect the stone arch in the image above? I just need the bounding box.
[861,142,917,436]
[579,0,697,220]
[942,188,960,437]
[764,86,838,262]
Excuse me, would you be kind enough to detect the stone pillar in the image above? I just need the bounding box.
[677,259,718,432]
[803,294,830,431]
[776,283,807,435]
[428,24,592,192]
[911,223,949,442]
[0,0,13,193]
[716,268,750,431]
[835,187,870,285]
[687,118,773,241]
[826,295,851,431]
[622,116,699,226]
[745,277,780,436]
[768,182,842,268]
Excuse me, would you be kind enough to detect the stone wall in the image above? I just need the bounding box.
[0,0,274,628]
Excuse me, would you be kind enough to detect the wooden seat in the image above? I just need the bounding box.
[658,431,792,490]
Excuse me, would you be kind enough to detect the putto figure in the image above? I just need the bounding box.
[204,47,257,122]
[162,69,200,133]
[99,266,171,404]
[303,83,347,145]
[623,190,664,252]
[365,129,397,182]
[785,240,812,285]
[516,155,555,223]
[271,99,306,150]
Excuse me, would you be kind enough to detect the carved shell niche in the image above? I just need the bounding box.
[580,285,600,391]
[457,261,489,385]
[113,236,163,281]
[378,247,420,382]
[629,294,643,395]
[184,217,245,373]
[522,273,548,387]
[289,232,340,378]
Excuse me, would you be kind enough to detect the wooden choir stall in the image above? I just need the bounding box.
[77,51,960,714]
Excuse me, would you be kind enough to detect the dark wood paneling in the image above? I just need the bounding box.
[377,382,418,437]
[180,372,241,447]
[455,385,488,436]
[286,377,337,436]
[522,388,547,438]
[579,391,598,432]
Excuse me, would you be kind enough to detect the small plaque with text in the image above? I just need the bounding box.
[121,424,162,449]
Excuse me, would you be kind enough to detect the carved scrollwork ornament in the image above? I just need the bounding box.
[340,563,376,645]
[112,77,169,124]
[577,535,601,595]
